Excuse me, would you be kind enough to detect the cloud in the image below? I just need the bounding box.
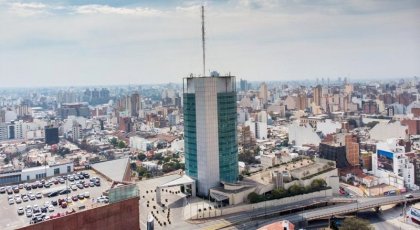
[74,4,164,16]
[0,0,419,87]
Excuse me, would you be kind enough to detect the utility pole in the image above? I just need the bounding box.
[201,5,206,77]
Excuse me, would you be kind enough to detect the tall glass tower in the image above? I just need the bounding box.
[183,75,238,196]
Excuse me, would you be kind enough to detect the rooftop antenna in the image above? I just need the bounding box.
[201,5,206,77]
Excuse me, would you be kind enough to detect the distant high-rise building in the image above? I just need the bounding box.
[259,82,268,104]
[240,79,248,91]
[313,85,322,106]
[130,92,141,117]
[183,75,238,196]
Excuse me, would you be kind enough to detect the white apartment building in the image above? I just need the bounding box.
[372,139,419,191]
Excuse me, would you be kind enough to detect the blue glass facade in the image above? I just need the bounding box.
[183,93,198,178]
[217,92,238,183]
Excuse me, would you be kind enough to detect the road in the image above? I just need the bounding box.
[191,191,420,229]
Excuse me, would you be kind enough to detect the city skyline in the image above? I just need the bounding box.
[1,0,419,87]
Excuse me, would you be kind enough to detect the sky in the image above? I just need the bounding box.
[0,0,419,87]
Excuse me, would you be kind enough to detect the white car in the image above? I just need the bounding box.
[8,199,15,205]
[35,193,42,199]
[71,185,77,191]
[29,195,36,200]
[15,197,22,203]
[26,210,33,217]
[84,192,90,198]
[17,207,25,215]
[48,205,54,212]
[405,193,414,199]
[22,196,29,202]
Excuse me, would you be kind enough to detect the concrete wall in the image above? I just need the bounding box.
[18,197,140,230]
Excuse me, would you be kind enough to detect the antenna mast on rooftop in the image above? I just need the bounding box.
[201,5,206,77]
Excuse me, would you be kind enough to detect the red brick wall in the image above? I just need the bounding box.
[19,197,140,230]
[412,108,420,118]
[401,119,420,135]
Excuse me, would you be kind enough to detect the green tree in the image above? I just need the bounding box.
[288,184,305,196]
[153,153,163,161]
[118,140,126,149]
[248,192,263,203]
[130,162,137,171]
[311,179,327,190]
[272,188,287,199]
[109,137,118,147]
[137,153,146,161]
[4,158,9,164]
[340,217,373,230]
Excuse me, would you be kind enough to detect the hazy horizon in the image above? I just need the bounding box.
[1,0,419,87]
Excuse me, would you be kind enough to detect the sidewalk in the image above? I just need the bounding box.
[379,204,419,230]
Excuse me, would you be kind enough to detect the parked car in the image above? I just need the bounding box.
[26,209,33,217]
[51,200,58,206]
[71,185,77,191]
[48,191,60,197]
[29,194,36,200]
[40,206,48,213]
[16,197,22,203]
[72,195,78,201]
[61,202,68,208]
[78,194,85,199]
[32,205,40,213]
[48,205,54,212]
[22,195,29,202]
[59,189,71,195]
[18,184,24,189]
[35,193,42,199]
[8,199,15,205]
[0,187,6,193]
[84,192,90,198]
[17,207,25,215]
[97,196,109,203]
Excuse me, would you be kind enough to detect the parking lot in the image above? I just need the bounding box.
[0,170,111,230]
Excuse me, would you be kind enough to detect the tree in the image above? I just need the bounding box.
[109,137,118,147]
[3,158,9,164]
[130,162,137,171]
[311,179,327,190]
[288,184,305,196]
[137,153,146,161]
[272,188,287,199]
[117,140,126,149]
[153,153,163,161]
[248,192,263,203]
[340,217,373,230]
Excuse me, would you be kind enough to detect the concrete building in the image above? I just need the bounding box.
[372,139,419,191]
[129,136,152,152]
[0,162,73,185]
[288,123,321,146]
[369,121,408,141]
[183,75,238,196]
[259,82,268,104]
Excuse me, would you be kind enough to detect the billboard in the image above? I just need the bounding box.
[377,150,394,172]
